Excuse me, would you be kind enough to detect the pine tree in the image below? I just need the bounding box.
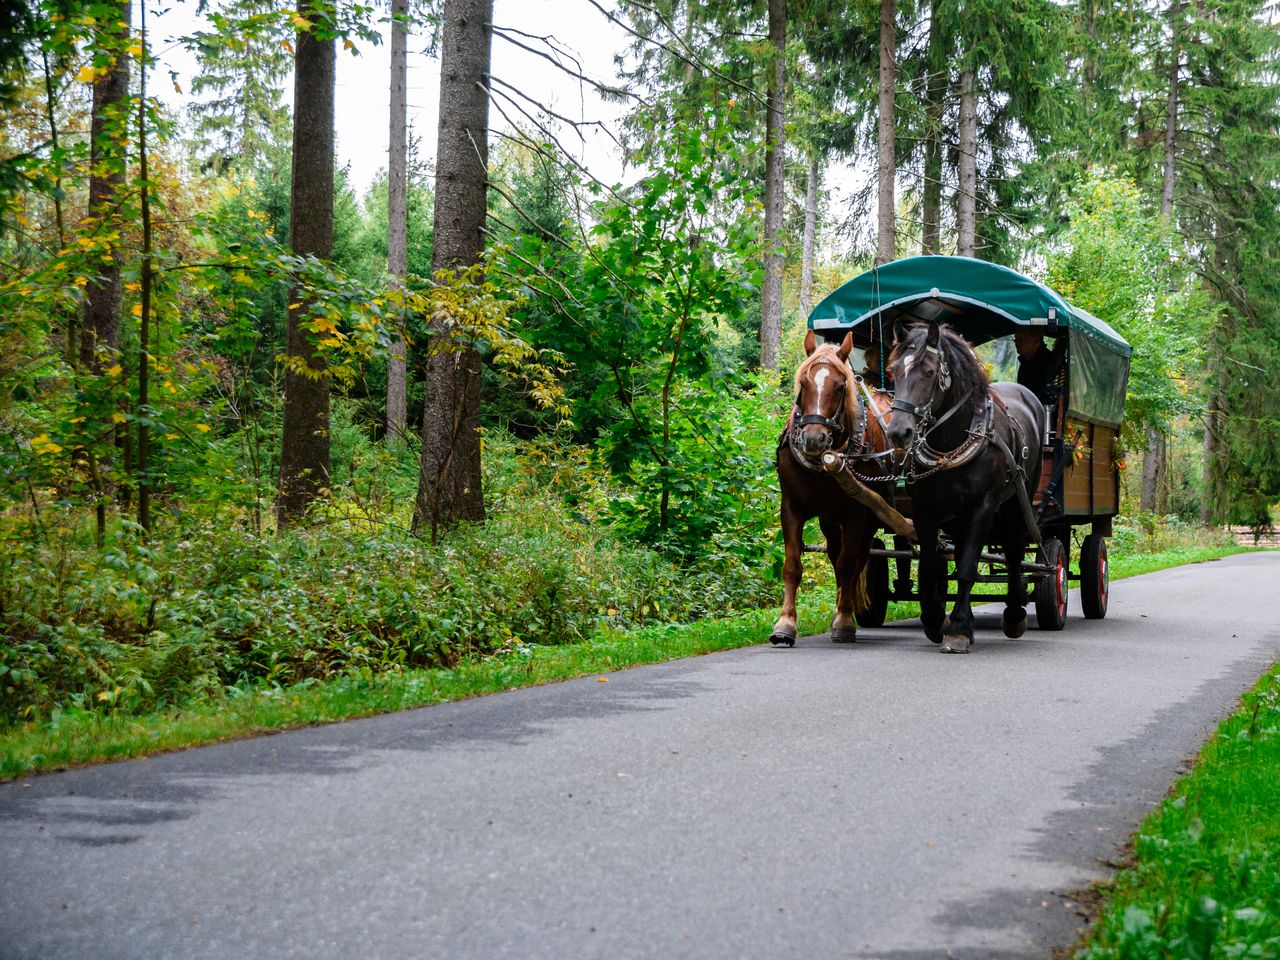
[277,6,336,525]
[412,0,493,537]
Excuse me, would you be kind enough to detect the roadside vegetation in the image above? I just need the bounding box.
[1075,666,1280,959]
[0,425,1248,780]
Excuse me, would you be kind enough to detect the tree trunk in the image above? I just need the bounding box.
[921,1,945,255]
[955,67,977,258]
[385,0,409,439]
[136,0,152,534]
[1160,9,1180,218]
[80,0,131,372]
[1140,423,1161,514]
[1200,242,1234,527]
[277,23,336,526]
[798,150,818,320]
[1147,16,1179,513]
[876,0,896,265]
[413,0,493,538]
[758,0,786,371]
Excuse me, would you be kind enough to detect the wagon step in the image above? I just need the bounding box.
[803,543,827,553]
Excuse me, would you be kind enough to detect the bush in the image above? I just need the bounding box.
[0,432,781,725]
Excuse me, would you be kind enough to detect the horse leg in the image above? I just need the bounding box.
[917,523,947,644]
[825,516,862,643]
[942,521,983,654]
[770,499,807,646]
[1001,518,1031,639]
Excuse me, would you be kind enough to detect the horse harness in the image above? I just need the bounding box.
[784,356,892,477]
[888,341,1034,501]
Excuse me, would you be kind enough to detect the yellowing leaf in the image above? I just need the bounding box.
[76,65,97,83]
[106,364,123,377]
[131,303,142,317]
[111,412,128,424]
[195,423,211,433]
[291,13,311,29]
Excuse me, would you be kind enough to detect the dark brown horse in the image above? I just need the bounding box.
[884,321,1044,653]
[770,331,894,646]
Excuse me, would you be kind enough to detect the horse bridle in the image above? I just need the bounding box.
[888,339,995,480]
[788,356,866,467]
[888,341,952,425]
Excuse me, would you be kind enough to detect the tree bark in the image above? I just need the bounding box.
[876,0,896,265]
[413,0,493,538]
[1140,423,1162,514]
[1146,14,1179,514]
[385,0,409,439]
[137,0,152,534]
[759,0,786,371]
[955,67,977,258]
[798,150,818,321]
[1160,8,1180,218]
[921,1,945,255]
[1200,241,1234,527]
[80,0,131,372]
[277,23,336,526]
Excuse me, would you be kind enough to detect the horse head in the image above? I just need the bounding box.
[791,330,860,461]
[885,321,967,459]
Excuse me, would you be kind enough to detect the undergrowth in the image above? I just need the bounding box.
[1,430,786,726]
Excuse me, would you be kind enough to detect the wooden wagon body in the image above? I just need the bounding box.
[807,256,1133,628]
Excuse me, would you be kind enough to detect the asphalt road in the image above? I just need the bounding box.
[2,551,1277,960]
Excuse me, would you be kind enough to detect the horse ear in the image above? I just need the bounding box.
[804,329,817,356]
[926,321,941,346]
[837,332,853,363]
[893,321,909,346]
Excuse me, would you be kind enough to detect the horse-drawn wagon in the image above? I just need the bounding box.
[773,256,1131,652]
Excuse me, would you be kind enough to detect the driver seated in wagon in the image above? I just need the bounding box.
[1014,329,1066,406]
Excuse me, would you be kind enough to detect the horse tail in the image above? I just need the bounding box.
[854,561,870,614]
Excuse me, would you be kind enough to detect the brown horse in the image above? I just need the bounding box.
[770,331,894,646]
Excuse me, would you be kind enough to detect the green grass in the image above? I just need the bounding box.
[1074,665,1280,959]
[0,543,1254,781]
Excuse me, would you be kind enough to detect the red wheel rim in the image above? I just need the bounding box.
[1098,548,1108,607]
[1055,554,1067,616]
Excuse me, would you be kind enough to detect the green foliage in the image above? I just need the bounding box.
[1046,172,1212,431]
[0,430,779,726]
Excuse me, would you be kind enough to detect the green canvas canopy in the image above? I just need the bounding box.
[807,256,1131,427]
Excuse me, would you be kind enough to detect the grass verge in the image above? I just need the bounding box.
[0,543,1253,782]
[1073,664,1280,958]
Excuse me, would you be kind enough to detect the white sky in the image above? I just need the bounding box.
[148,0,866,259]
[153,0,632,195]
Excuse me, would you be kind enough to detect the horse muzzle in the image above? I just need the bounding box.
[798,425,836,457]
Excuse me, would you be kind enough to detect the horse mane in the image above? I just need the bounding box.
[890,323,989,414]
[794,342,859,432]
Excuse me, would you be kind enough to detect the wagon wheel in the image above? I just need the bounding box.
[855,538,890,628]
[1034,537,1069,631]
[1079,534,1109,620]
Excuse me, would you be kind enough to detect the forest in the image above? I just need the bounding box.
[1,0,1278,731]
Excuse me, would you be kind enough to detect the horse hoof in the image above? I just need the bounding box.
[830,627,857,644]
[1002,610,1028,639]
[940,634,972,654]
[769,622,798,646]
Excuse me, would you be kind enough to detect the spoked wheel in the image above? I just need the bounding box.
[855,538,890,628]
[1034,537,1069,631]
[1079,534,1109,620]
